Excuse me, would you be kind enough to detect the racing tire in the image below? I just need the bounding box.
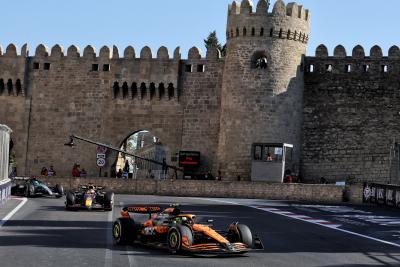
[112,218,135,245]
[65,192,76,210]
[104,192,114,211]
[24,184,35,198]
[228,224,253,247]
[167,225,193,254]
[56,184,64,198]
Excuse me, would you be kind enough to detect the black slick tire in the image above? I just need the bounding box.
[112,218,135,245]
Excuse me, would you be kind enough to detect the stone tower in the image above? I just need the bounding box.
[217,0,310,179]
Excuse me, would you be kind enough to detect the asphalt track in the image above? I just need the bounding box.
[0,195,400,267]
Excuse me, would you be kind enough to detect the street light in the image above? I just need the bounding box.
[64,134,182,178]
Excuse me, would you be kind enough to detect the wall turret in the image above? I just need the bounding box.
[218,0,311,179]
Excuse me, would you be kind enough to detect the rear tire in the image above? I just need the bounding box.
[24,184,35,198]
[167,225,193,254]
[112,218,135,245]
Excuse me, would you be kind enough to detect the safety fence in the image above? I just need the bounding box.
[363,183,400,208]
[0,178,11,207]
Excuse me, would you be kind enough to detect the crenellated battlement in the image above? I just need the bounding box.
[226,0,310,44]
[306,44,400,75]
[228,0,310,21]
[0,43,221,61]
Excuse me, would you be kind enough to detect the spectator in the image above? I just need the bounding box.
[47,165,56,176]
[80,168,87,177]
[72,163,81,177]
[266,153,273,161]
[41,167,48,176]
[116,168,123,178]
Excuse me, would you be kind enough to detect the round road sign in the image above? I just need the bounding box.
[96,158,106,167]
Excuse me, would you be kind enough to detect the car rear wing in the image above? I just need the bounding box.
[124,206,162,214]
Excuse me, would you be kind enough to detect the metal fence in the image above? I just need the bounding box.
[363,183,400,208]
[0,179,11,207]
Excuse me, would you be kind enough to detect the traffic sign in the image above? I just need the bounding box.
[97,145,107,154]
[97,153,106,159]
[96,158,106,167]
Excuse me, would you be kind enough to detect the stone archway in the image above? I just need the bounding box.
[112,130,166,179]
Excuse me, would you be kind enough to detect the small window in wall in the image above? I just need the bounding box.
[255,57,268,69]
[260,28,264,36]
[92,64,99,71]
[243,27,247,36]
[251,28,255,36]
[326,64,333,72]
[16,79,22,96]
[122,82,129,99]
[44,63,51,70]
[345,64,351,73]
[363,64,370,73]
[254,145,262,160]
[158,83,165,99]
[7,79,13,95]
[113,82,120,99]
[236,28,239,37]
[149,82,156,99]
[131,82,137,98]
[33,62,40,69]
[185,64,192,73]
[307,64,314,73]
[269,28,273,37]
[381,65,388,73]
[279,29,283,38]
[0,79,4,95]
[140,82,147,99]
[168,83,174,99]
[197,64,205,72]
[103,64,110,71]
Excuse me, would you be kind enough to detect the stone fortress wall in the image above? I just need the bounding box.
[0,0,397,183]
[303,45,400,183]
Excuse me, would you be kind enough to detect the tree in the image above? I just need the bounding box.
[204,31,226,57]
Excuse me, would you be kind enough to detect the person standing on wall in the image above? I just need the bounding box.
[47,165,56,176]
[72,163,81,177]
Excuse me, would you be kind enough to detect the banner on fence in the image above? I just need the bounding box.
[363,183,400,208]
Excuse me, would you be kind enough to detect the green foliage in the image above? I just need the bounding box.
[204,31,226,57]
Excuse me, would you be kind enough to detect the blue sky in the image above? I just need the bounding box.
[2,0,400,57]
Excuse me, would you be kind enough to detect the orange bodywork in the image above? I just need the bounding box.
[192,224,229,244]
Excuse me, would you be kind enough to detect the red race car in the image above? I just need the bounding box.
[112,205,263,255]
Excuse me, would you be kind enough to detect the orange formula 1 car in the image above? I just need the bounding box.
[112,205,263,255]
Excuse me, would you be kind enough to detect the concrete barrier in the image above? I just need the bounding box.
[0,178,11,207]
[37,177,361,204]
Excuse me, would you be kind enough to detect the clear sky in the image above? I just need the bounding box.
[2,0,400,57]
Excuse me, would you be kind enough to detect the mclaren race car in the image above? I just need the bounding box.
[112,205,263,255]
[65,184,114,211]
[11,177,64,198]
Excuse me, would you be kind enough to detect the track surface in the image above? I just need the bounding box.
[1,195,400,267]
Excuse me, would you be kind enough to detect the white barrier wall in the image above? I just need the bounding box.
[0,124,12,206]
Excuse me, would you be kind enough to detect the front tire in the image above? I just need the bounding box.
[56,184,64,198]
[104,192,114,211]
[228,223,253,247]
[65,192,76,210]
[113,218,135,245]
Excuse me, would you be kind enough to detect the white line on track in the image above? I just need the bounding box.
[104,203,114,267]
[0,197,27,228]
[191,197,400,249]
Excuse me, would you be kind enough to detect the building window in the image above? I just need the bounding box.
[122,82,129,99]
[251,28,255,36]
[113,82,119,98]
[345,64,351,73]
[103,64,110,71]
[236,28,239,37]
[16,79,22,96]
[197,64,205,72]
[363,65,370,73]
[92,64,99,71]
[158,83,165,99]
[326,64,333,72]
[243,27,247,36]
[168,83,174,99]
[33,62,40,69]
[185,64,192,73]
[44,63,51,70]
[307,64,314,73]
[382,65,388,73]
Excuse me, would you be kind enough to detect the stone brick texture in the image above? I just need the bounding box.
[303,44,400,183]
[38,176,350,204]
[3,1,393,184]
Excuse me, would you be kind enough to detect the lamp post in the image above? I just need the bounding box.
[64,134,182,179]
